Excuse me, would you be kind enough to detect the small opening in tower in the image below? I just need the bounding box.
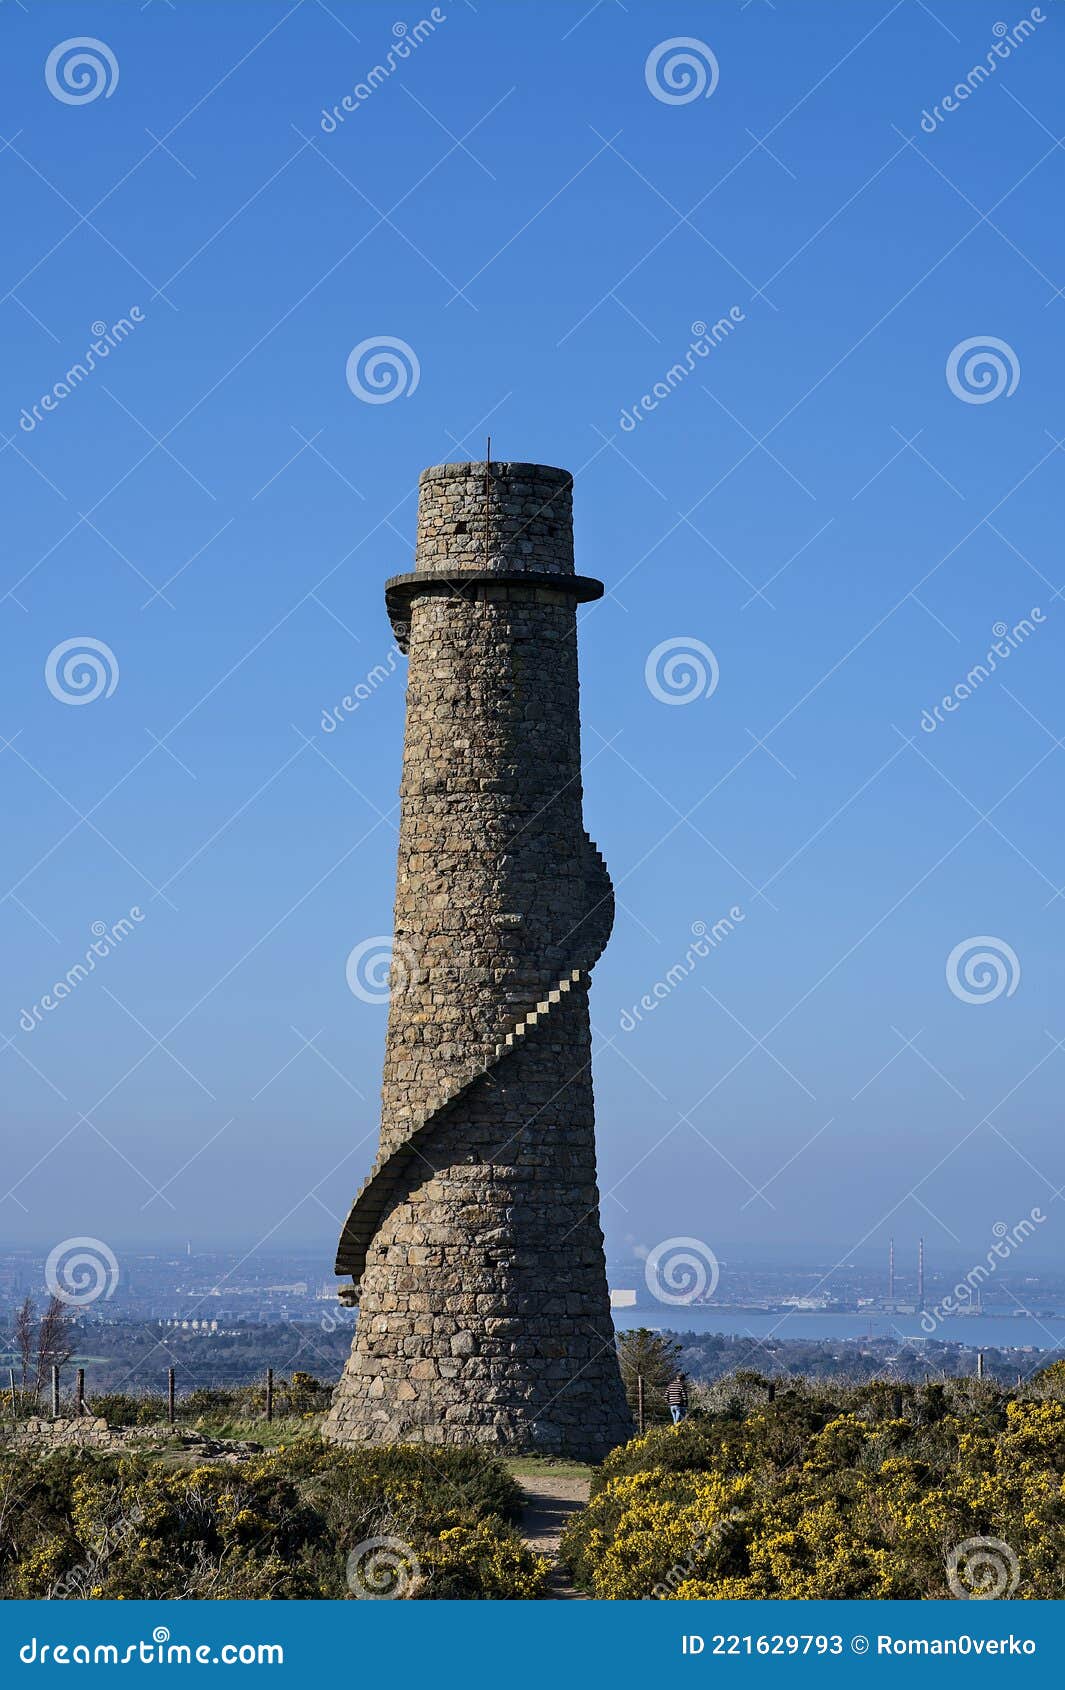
[454,521,468,535]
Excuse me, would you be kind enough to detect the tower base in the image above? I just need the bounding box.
[323,1006,633,1464]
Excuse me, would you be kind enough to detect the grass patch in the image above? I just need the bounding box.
[189,1414,320,1447]
[503,1456,594,1481]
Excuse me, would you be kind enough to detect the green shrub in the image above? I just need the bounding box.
[83,1394,167,1427]
[182,1386,241,1416]
[0,1437,543,1600]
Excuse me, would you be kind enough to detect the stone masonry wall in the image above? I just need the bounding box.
[323,462,631,1460]
[413,461,574,577]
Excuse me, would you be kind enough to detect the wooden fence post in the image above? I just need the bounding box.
[76,1368,85,1416]
[167,1369,176,1426]
[51,1365,60,1420]
[977,1351,985,1380]
[266,1368,274,1423]
[7,1368,15,1431]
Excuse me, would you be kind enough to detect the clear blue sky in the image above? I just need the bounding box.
[2,1,1063,1289]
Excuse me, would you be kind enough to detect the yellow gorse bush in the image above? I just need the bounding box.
[562,1376,1065,1600]
[0,1437,546,1600]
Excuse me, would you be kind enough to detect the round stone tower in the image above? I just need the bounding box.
[322,460,632,1461]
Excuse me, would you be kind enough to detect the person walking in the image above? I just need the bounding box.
[666,1372,688,1425]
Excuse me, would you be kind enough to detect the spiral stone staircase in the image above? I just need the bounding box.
[335,833,614,1292]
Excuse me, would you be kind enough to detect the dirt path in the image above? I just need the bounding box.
[516,1474,590,1599]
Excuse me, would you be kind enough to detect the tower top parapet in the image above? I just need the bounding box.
[414,459,575,579]
[385,457,601,647]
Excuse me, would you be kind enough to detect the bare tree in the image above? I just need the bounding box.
[14,1297,34,1394]
[35,1297,74,1399]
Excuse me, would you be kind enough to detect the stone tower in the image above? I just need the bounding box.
[322,460,632,1462]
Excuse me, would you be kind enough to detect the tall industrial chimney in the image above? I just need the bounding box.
[322,459,632,1461]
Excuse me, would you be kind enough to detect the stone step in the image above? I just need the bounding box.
[334,828,615,1291]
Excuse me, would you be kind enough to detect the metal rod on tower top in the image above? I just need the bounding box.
[483,436,491,569]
